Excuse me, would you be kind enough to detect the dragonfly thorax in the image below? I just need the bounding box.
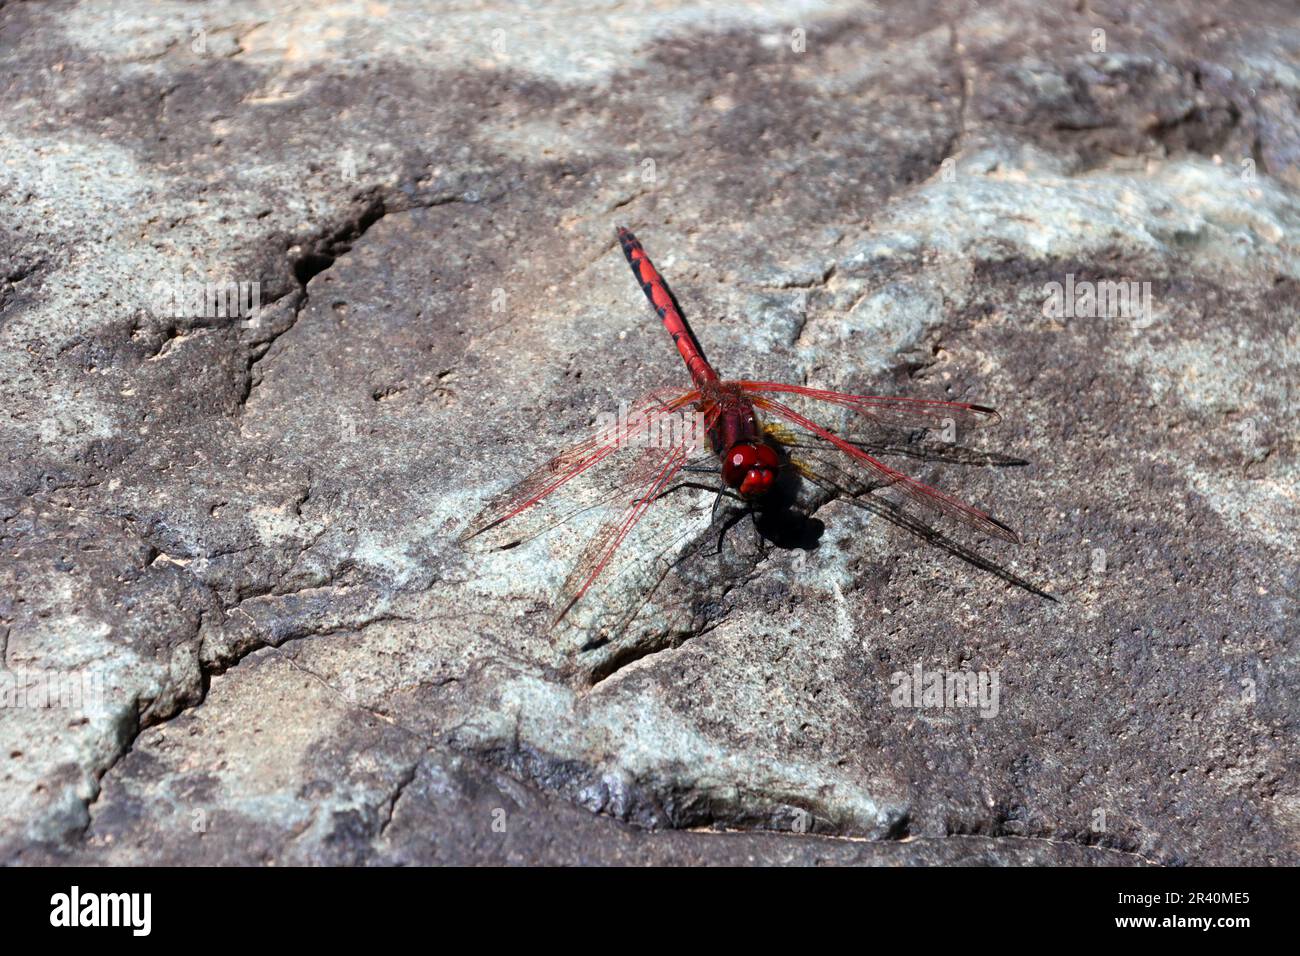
[721,442,780,498]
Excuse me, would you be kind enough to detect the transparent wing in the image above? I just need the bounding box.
[553,441,694,622]
[753,395,1018,543]
[460,386,700,547]
[553,400,722,621]
[736,381,1000,431]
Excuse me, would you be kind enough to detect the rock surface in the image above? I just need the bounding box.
[1,0,1296,865]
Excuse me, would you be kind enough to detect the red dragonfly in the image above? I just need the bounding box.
[463,227,1019,621]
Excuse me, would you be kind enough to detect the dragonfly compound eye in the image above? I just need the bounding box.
[723,443,779,498]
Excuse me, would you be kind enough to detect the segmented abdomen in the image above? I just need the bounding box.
[617,227,718,387]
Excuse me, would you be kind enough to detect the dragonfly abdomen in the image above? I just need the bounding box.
[617,226,719,388]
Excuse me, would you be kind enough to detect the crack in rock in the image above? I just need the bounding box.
[239,189,469,409]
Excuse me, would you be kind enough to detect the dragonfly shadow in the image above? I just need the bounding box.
[693,469,826,565]
[780,433,1030,469]
[841,489,1056,601]
[773,433,1054,601]
[748,457,824,550]
[671,437,1051,601]
[752,505,825,550]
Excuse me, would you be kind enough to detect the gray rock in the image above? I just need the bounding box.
[1,0,1295,866]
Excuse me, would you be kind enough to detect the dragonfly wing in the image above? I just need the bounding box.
[554,414,712,622]
[753,395,1019,543]
[460,386,700,546]
[736,381,1000,431]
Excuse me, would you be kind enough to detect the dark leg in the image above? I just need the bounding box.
[714,505,751,555]
[656,480,739,501]
[651,480,748,554]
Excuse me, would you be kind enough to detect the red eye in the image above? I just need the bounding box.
[722,444,759,486]
[738,467,775,497]
[722,443,779,497]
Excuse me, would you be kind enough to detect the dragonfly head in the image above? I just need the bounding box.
[722,442,780,498]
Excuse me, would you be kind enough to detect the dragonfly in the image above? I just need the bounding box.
[462,227,1020,622]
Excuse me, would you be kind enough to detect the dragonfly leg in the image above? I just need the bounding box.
[657,479,731,500]
[712,495,753,555]
[651,480,746,554]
